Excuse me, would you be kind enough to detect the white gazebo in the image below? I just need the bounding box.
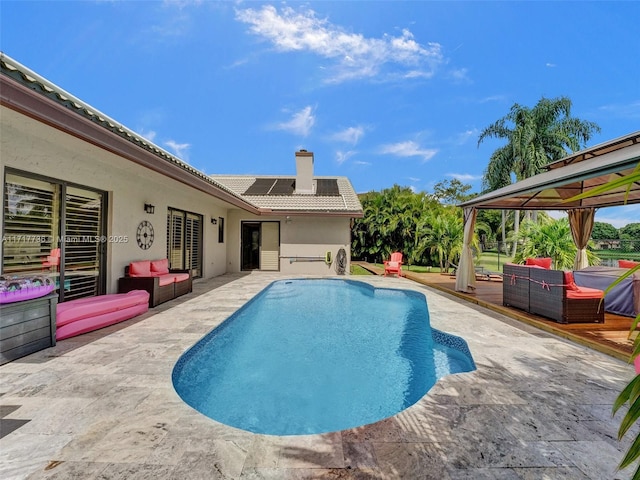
[456,131,640,293]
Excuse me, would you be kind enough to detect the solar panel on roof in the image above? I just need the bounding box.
[244,178,276,195]
[316,179,340,196]
[243,177,341,197]
[270,178,296,195]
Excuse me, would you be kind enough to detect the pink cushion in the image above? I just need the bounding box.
[151,259,169,274]
[56,302,149,341]
[173,273,190,282]
[619,260,640,268]
[156,274,175,287]
[525,257,552,269]
[563,271,580,291]
[129,260,151,277]
[57,290,150,327]
[567,286,604,299]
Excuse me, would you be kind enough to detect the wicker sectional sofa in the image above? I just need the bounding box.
[118,259,192,307]
[503,263,604,324]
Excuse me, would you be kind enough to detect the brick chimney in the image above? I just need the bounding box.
[294,150,314,194]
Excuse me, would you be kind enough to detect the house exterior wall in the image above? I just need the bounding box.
[0,106,229,293]
[226,210,352,275]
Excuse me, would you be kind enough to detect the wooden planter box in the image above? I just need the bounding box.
[0,294,57,365]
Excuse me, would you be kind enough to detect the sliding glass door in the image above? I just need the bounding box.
[167,208,202,278]
[2,170,106,302]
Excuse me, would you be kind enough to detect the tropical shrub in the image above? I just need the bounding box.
[511,217,599,269]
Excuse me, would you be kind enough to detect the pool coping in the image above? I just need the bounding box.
[0,272,634,479]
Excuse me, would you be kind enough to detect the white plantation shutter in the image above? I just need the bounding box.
[167,208,202,278]
[63,187,103,300]
[2,172,106,302]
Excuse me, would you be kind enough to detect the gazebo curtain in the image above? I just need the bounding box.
[568,207,596,270]
[455,207,477,293]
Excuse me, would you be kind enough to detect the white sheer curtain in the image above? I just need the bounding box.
[455,207,478,293]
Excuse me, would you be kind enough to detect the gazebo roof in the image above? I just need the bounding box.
[459,131,640,211]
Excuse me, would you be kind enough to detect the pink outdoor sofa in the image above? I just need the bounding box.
[56,290,149,340]
[118,259,192,307]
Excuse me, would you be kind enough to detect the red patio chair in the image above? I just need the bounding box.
[384,252,403,277]
[42,248,60,271]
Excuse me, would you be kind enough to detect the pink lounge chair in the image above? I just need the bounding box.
[384,252,403,277]
[42,248,60,271]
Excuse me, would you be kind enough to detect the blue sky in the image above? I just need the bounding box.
[1,1,639,227]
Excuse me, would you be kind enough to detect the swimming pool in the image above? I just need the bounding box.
[172,278,475,435]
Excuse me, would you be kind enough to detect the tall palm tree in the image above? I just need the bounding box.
[478,96,600,256]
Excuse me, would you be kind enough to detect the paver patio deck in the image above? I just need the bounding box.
[0,273,636,479]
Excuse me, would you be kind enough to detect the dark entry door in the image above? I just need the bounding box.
[241,222,260,270]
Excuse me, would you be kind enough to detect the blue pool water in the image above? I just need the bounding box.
[172,279,475,435]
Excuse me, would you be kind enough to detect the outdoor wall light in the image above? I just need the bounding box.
[144,203,155,214]
[211,217,217,225]
[285,216,292,224]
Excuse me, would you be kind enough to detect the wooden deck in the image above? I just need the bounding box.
[357,263,635,362]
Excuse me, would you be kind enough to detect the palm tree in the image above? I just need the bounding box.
[478,96,600,256]
[512,217,599,270]
[415,208,464,272]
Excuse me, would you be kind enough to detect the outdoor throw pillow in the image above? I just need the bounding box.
[129,260,151,277]
[151,259,170,274]
[619,259,640,269]
[563,271,580,291]
[525,257,552,269]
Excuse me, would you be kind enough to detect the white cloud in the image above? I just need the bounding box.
[446,173,483,182]
[448,67,471,84]
[354,160,371,166]
[379,141,437,162]
[165,140,191,160]
[163,0,203,8]
[274,106,316,137]
[455,129,479,145]
[137,128,157,143]
[335,150,356,165]
[598,101,640,119]
[236,5,443,83]
[546,62,557,68]
[479,95,508,104]
[408,177,421,182]
[332,126,365,145]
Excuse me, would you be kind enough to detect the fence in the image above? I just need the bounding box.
[479,239,639,270]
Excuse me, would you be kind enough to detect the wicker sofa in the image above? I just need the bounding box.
[118,259,192,307]
[503,263,531,312]
[503,263,604,324]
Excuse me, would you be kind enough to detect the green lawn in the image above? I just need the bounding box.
[594,250,640,261]
[350,264,374,275]
[475,251,513,273]
[364,251,513,275]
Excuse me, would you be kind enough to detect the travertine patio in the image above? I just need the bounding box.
[0,273,635,479]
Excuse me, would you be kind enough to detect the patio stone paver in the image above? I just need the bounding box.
[0,272,636,479]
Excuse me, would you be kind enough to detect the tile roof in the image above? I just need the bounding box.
[212,175,363,214]
[1,53,363,217]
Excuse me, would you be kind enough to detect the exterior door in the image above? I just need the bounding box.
[241,221,280,271]
[2,170,106,302]
[167,208,202,278]
[241,222,260,270]
[260,222,280,271]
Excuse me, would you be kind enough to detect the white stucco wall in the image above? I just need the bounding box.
[226,210,352,275]
[1,107,230,293]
